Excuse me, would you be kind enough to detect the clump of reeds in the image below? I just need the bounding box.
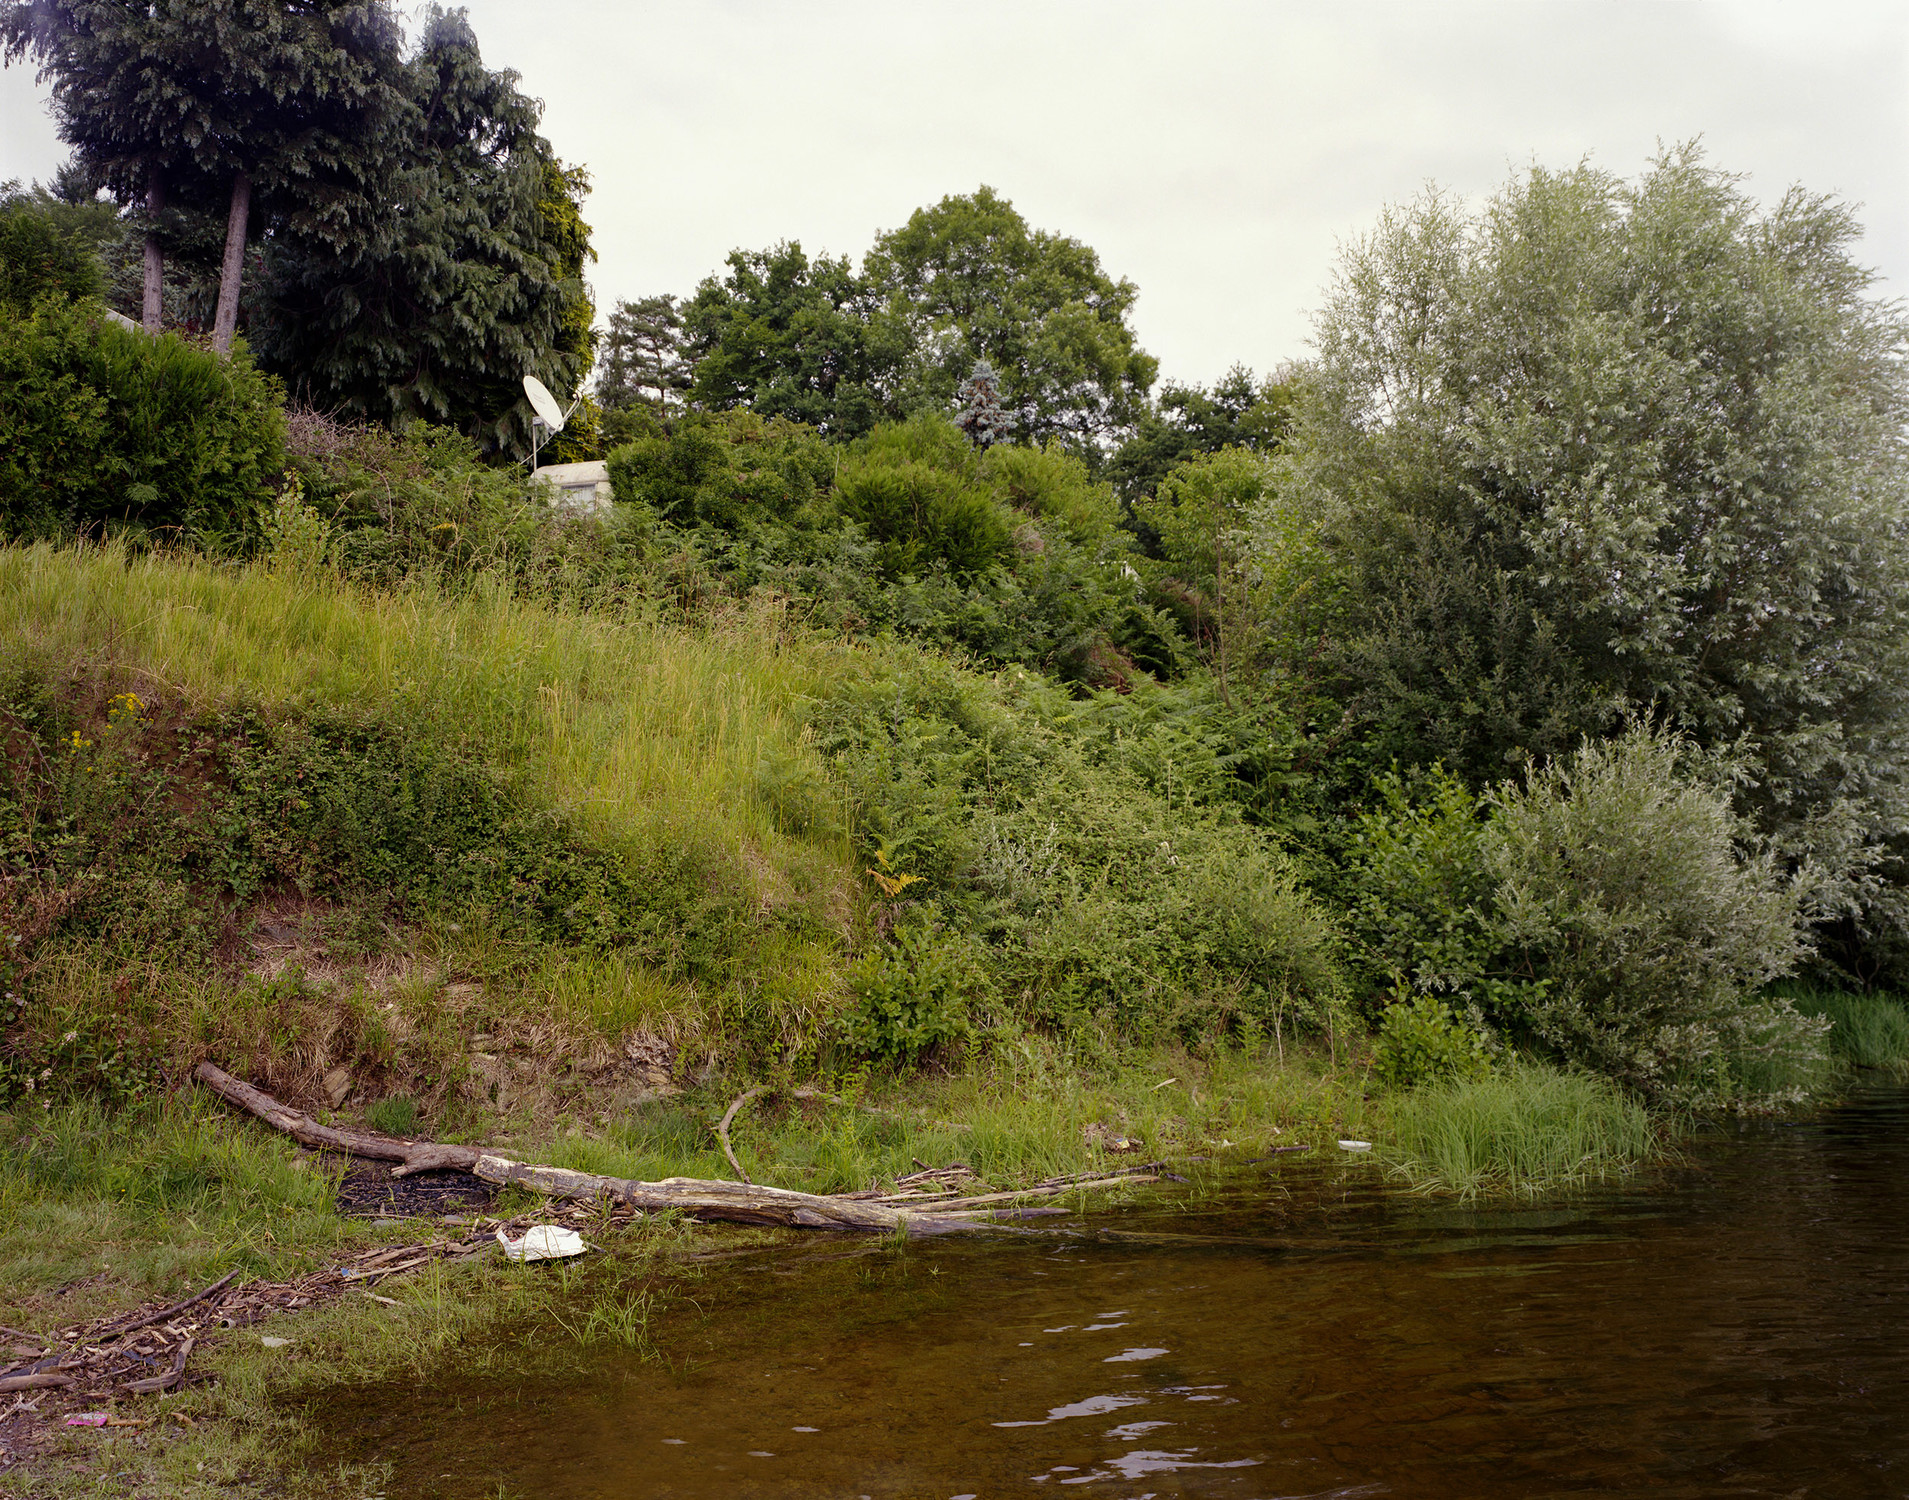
[1775,985,1909,1071]
[1381,1062,1659,1198]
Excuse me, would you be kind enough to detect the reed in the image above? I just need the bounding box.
[1775,984,1909,1070]
[1381,1062,1658,1197]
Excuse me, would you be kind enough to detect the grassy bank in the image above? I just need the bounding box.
[0,1041,1370,1496]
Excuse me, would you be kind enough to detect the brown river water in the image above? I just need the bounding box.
[318,1084,1909,1498]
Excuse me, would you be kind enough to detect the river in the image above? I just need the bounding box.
[319,1083,1909,1497]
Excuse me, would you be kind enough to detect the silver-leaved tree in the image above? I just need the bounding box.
[1283,144,1909,984]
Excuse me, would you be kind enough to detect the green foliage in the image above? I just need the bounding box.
[681,187,1157,449]
[1289,145,1909,968]
[838,922,981,1067]
[809,656,1341,1042]
[684,241,893,439]
[1484,723,1814,1104]
[834,457,1012,581]
[1382,1061,1658,1197]
[865,185,1159,447]
[0,194,105,312]
[599,293,691,416]
[255,9,592,458]
[0,676,749,981]
[1110,364,1295,503]
[0,297,285,544]
[606,411,833,531]
[1373,991,1491,1091]
[1337,765,1498,1001]
[287,408,641,598]
[1776,984,1909,1070]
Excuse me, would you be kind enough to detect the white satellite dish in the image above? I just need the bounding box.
[522,374,582,471]
[523,374,568,433]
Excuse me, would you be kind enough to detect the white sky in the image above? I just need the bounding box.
[5,0,1906,389]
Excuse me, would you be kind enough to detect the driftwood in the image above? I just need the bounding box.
[0,1372,73,1393]
[714,1086,768,1184]
[195,1063,482,1176]
[104,1270,238,1337]
[197,1062,993,1233]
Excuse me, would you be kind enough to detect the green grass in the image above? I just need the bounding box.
[1776,984,1909,1070]
[1380,1062,1659,1198]
[0,541,857,893]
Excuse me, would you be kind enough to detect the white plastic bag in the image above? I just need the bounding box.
[495,1224,587,1262]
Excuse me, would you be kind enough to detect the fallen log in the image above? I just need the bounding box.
[197,1062,990,1233]
[195,1063,481,1177]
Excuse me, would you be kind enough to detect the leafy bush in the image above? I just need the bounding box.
[1373,992,1491,1090]
[0,298,285,545]
[808,655,1342,1042]
[288,409,642,596]
[1484,723,1812,1104]
[1337,764,1498,1003]
[838,922,981,1067]
[606,410,833,530]
[833,457,1013,581]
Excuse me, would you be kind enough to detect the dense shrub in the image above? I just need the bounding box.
[1,201,105,314]
[1485,724,1816,1104]
[833,458,1012,581]
[1373,992,1491,1090]
[807,656,1342,1042]
[287,409,643,597]
[0,299,284,545]
[606,410,833,530]
[1336,765,1499,1004]
[838,920,982,1066]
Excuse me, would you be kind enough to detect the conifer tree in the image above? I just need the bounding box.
[954,358,1011,448]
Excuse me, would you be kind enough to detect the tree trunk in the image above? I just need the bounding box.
[212,170,252,354]
[142,165,165,333]
[193,1061,987,1233]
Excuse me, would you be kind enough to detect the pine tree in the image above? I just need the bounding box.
[954,358,1011,448]
[598,294,692,415]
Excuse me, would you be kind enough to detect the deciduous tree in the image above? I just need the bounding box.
[1287,145,1909,974]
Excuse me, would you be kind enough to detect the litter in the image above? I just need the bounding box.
[260,1336,291,1348]
[65,1412,109,1427]
[1337,1140,1373,1151]
[496,1224,587,1262]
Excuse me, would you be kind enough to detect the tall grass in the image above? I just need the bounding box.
[1775,984,1909,1070]
[0,542,856,889]
[1382,1062,1658,1197]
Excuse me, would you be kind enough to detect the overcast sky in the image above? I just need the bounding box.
[5,0,1906,389]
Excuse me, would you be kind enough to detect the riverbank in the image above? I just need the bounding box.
[0,1040,1372,1495]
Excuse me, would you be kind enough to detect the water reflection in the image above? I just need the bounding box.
[320,1085,1909,1498]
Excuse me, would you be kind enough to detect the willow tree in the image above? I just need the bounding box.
[1286,145,1909,979]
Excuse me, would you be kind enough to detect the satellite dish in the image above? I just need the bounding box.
[523,374,567,433]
